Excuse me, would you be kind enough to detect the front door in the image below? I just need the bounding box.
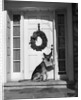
[24,11,54,79]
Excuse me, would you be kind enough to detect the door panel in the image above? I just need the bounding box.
[24,11,54,79]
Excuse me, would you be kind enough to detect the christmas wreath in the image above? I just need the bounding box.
[29,30,48,51]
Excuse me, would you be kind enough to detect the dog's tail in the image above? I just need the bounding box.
[31,73,36,80]
[31,75,33,80]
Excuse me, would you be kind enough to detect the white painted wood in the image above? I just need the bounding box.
[24,11,54,80]
[20,12,24,78]
[53,11,60,80]
[6,11,11,82]
[4,11,7,83]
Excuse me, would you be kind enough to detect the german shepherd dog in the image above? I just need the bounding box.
[31,49,54,81]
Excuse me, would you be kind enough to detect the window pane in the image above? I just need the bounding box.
[58,49,65,59]
[13,61,20,72]
[58,25,65,36]
[13,49,20,60]
[58,37,65,47]
[13,26,20,36]
[13,38,20,48]
[57,14,64,24]
[13,15,20,24]
[58,61,65,71]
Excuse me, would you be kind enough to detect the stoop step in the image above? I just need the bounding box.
[4,80,68,90]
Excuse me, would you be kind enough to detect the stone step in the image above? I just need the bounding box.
[4,80,68,90]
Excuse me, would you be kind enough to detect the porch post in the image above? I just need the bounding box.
[3,10,7,83]
[53,11,60,80]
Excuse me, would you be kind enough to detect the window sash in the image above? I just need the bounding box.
[13,14,21,72]
[56,11,66,74]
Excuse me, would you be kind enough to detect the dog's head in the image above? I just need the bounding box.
[43,51,52,61]
[43,51,54,68]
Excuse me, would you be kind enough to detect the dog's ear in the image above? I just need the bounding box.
[49,52,52,57]
[49,49,52,58]
[43,53,47,57]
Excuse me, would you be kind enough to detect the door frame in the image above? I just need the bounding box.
[10,10,66,81]
[8,7,73,81]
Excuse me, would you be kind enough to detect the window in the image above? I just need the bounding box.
[56,11,66,74]
[13,14,21,72]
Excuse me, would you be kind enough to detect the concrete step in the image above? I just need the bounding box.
[4,80,68,90]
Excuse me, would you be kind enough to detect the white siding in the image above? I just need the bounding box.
[6,11,11,81]
[3,10,11,82]
[0,0,3,99]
